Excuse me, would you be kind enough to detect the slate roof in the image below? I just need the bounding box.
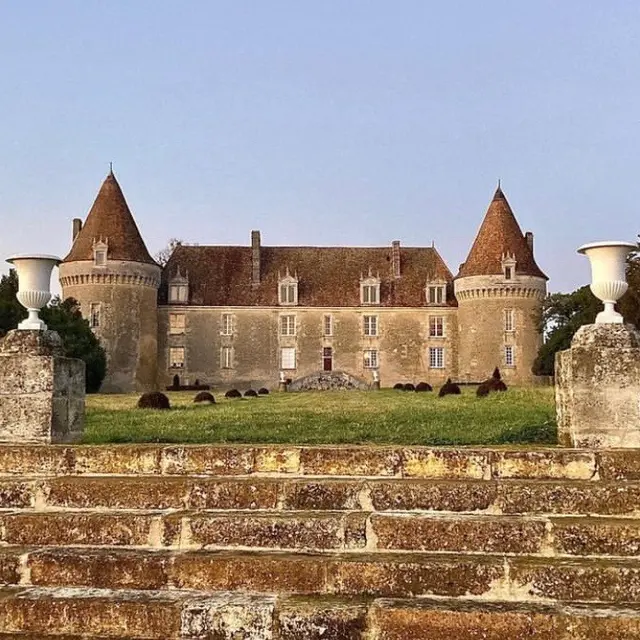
[456,187,547,280]
[160,244,456,307]
[63,171,156,265]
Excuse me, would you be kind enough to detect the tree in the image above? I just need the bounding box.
[0,270,26,336]
[0,272,106,392]
[41,298,107,393]
[154,238,182,267]
[533,251,640,376]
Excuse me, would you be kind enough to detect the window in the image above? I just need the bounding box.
[363,315,378,337]
[323,314,333,337]
[280,315,296,336]
[427,285,446,305]
[221,313,234,335]
[89,303,100,328]
[505,345,515,367]
[429,346,444,369]
[363,349,378,369]
[429,316,444,337]
[504,309,515,332]
[323,347,333,371]
[221,346,233,369]
[504,266,513,280]
[93,239,108,267]
[169,313,185,335]
[281,347,296,369]
[169,347,185,369]
[501,253,516,280]
[279,282,297,305]
[169,284,188,303]
[361,284,380,305]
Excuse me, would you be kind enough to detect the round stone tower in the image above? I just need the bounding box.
[58,170,161,393]
[454,186,547,384]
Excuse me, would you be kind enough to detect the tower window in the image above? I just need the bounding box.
[89,303,100,328]
[169,347,185,369]
[505,345,515,367]
[504,266,513,280]
[429,316,444,337]
[504,309,515,332]
[92,239,108,267]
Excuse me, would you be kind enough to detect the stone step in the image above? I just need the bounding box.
[0,587,276,639]
[1,444,630,480]
[0,588,639,639]
[1,510,640,556]
[2,547,640,604]
[369,597,640,640]
[3,475,640,516]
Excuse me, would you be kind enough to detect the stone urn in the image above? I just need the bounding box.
[5,254,61,330]
[577,241,637,324]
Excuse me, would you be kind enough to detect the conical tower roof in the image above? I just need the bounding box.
[63,171,156,265]
[456,186,547,279]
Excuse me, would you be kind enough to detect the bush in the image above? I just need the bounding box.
[393,383,404,390]
[193,391,215,404]
[224,389,242,399]
[403,383,415,391]
[438,378,461,397]
[244,389,258,397]
[258,388,270,395]
[476,382,490,398]
[415,382,432,392]
[137,392,170,410]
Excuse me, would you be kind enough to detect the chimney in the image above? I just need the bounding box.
[391,240,401,278]
[72,218,82,241]
[251,230,261,287]
[525,231,534,253]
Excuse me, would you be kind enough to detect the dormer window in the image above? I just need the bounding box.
[169,267,189,304]
[278,269,298,306]
[501,253,517,280]
[93,239,108,267]
[360,270,381,305]
[426,281,446,306]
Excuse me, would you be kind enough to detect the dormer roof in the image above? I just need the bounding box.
[63,171,156,265]
[456,186,547,280]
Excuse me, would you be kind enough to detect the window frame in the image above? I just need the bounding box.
[504,309,515,333]
[323,314,333,337]
[426,284,446,306]
[429,315,444,338]
[280,314,296,336]
[89,303,100,329]
[169,346,185,369]
[169,284,189,304]
[361,283,380,305]
[428,346,445,369]
[281,346,296,370]
[221,313,234,336]
[505,345,515,367]
[363,314,378,337]
[221,345,233,369]
[169,313,185,335]
[363,349,379,369]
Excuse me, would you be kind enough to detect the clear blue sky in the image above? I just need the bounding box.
[2,1,639,294]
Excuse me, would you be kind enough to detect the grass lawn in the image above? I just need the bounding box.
[84,387,557,446]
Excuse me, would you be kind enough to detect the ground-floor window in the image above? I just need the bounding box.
[169,347,185,369]
[505,345,515,367]
[428,346,444,369]
[281,347,296,370]
[221,346,233,369]
[364,349,378,368]
[323,347,333,371]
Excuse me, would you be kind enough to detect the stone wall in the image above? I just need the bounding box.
[157,305,459,389]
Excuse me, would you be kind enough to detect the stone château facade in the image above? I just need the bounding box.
[59,172,547,393]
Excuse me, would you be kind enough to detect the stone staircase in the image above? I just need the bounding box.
[0,445,639,638]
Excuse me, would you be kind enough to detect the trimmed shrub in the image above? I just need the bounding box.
[476,382,491,398]
[137,392,170,410]
[415,382,433,392]
[258,388,270,395]
[224,389,242,399]
[193,391,215,404]
[487,378,508,392]
[438,378,461,397]
[172,374,180,387]
[393,383,404,390]
[492,367,502,381]
[403,383,416,392]
[244,389,258,397]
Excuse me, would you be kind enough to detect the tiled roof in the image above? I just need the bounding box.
[456,187,547,279]
[159,244,456,307]
[63,172,156,265]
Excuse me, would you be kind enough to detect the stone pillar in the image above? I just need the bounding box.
[555,323,640,448]
[0,330,85,443]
